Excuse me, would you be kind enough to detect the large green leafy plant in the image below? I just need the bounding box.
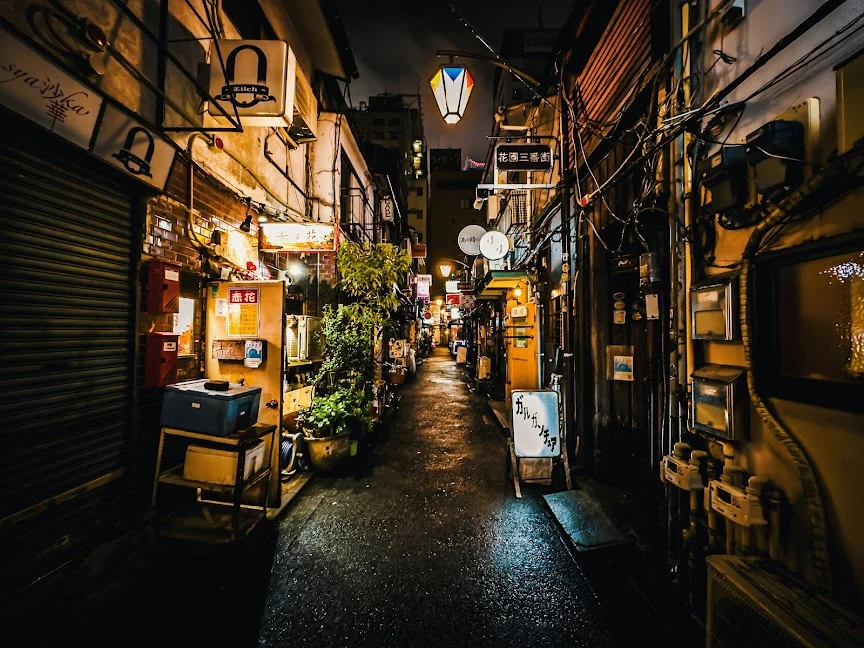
[299,242,411,440]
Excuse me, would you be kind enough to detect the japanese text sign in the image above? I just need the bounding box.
[494,143,553,172]
[511,390,560,458]
[227,287,260,338]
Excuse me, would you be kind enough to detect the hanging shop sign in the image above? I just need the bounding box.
[0,28,103,149]
[479,230,509,260]
[457,282,474,292]
[91,104,176,190]
[494,143,553,172]
[511,390,561,458]
[457,225,486,256]
[417,275,432,302]
[461,295,475,312]
[411,243,427,259]
[259,222,336,252]
[227,287,260,338]
[209,40,295,126]
[445,280,460,294]
[446,293,461,306]
[511,305,528,318]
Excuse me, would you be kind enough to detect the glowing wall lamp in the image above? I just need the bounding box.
[429,65,474,125]
[438,262,453,278]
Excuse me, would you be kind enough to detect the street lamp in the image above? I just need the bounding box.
[437,258,470,278]
[430,51,542,126]
[429,65,474,125]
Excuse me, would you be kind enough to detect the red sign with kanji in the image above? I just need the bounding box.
[445,293,461,306]
[228,288,259,304]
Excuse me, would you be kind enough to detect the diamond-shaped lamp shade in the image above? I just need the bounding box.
[430,66,474,125]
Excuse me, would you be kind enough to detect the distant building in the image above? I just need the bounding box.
[427,168,483,298]
[353,94,429,246]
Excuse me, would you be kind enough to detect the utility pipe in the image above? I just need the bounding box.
[740,159,845,592]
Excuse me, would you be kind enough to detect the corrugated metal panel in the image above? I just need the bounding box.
[0,127,137,590]
[568,0,653,165]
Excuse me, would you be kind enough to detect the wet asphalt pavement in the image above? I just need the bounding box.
[257,348,613,647]
[37,348,616,648]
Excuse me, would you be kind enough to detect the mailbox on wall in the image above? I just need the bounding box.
[145,332,179,387]
[147,260,181,313]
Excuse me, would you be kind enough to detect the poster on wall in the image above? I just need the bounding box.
[227,287,260,338]
[511,390,560,458]
[613,355,634,381]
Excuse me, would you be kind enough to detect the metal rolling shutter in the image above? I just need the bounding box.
[0,128,138,591]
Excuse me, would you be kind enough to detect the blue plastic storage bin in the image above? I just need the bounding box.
[161,380,262,436]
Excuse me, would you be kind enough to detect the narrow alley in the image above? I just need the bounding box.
[256,348,611,646]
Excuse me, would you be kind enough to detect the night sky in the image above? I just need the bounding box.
[336,0,574,164]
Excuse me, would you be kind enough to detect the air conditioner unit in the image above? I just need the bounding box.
[287,64,317,144]
[706,556,864,648]
[285,315,323,361]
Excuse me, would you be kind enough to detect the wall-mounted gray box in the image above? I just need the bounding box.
[691,271,738,341]
[691,364,748,441]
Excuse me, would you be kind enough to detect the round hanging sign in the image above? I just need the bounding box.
[457,225,486,256]
[479,230,509,260]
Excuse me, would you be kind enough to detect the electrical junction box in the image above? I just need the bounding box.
[691,271,738,341]
[701,146,748,214]
[691,364,748,441]
[745,120,805,200]
[709,479,767,527]
[145,332,179,387]
[661,455,704,491]
[146,260,181,313]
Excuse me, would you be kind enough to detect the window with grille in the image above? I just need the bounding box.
[505,190,529,227]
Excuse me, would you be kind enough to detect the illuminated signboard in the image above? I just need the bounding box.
[446,293,461,306]
[260,222,337,252]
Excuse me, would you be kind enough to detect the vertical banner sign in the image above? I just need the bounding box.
[511,390,561,458]
[227,287,260,338]
[417,274,432,302]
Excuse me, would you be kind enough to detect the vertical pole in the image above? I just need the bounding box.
[559,89,577,487]
[156,0,168,126]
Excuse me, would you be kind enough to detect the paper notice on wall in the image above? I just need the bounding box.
[215,298,228,317]
[227,287,259,338]
[613,355,634,381]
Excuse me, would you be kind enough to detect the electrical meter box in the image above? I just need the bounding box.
[691,271,738,341]
[701,146,748,214]
[146,260,181,313]
[145,332,179,387]
[745,120,805,199]
[691,364,748,441]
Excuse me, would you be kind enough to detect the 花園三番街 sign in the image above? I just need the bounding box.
[494,143,553,172]
[511,390,560,458]
[227,287,259,338]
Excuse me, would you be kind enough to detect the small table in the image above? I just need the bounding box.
[151,424,277,544]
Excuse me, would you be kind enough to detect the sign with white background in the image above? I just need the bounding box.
[0,29,103,149]
[511,390,560,458]
[92,104,176,190]
[480,230,509,260]
[457,225,486,256]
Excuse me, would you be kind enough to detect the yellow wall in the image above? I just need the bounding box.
[704,180,864,605]
[206,281,285,503]
[505,293,538,403]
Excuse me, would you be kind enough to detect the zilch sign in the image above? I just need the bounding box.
[209,40,296,126]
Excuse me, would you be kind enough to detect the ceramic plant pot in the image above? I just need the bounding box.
[305,431,350,471]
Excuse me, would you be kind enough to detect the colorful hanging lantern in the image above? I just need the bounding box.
[429,66,474,125]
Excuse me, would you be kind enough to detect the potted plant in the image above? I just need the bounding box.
[296,242,410,469]
[296,386,371,470]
